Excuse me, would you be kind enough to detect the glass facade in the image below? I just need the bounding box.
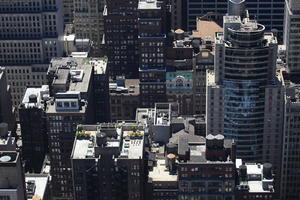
[223,25,270,161]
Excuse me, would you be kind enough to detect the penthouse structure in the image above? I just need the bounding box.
[19,86,49,173]
[46,57,95,200]
[71,123,145,200]
[0,0,64,107]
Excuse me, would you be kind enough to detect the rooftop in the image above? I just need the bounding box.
[72,124,121,160]
[49,57,94,95]
[149,159,177,182]
[91,58,108,75]
[21,86,49,109]
[236,159,275,194]
[138,0,160,10]
[120,130,144,159]
[0,151,18,165]
[72,123,144,160]
[110,79,140,96]
[25,174,49,200]
[193,19,223,41]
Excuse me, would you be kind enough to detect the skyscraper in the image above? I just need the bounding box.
[104,0,139,78]
[207,0,282,164]
[284,0,300,73]
[138,0,168,108]
[46,57,95,200]
[74,0,105,56]
[280,70,300,200]
[0,0,64,107]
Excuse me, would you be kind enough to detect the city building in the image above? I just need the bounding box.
[0,67,15,132]
[184,0,284,42]
[63,0,74,25]
[169,0,185,31]
[92,58,110,122]
[147,130,237,200]
[109,77,140,122]
[104,0,139,78]
[71,123,145,200]
[207,1,283,166]
[138,0,168,107]
[280,70,300,200]
[192,19,221,115]
[25,173,50,200]
[284,0,300,73]
[0,0,64,107]
[46,57,95,200]
[0,151,26,200]
[73,0,105,56]
[166,19,220,116]
[235,160,276,200]
[166,71,193,115]
[19,86,49,173]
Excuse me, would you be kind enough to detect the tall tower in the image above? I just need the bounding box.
[138,0,167,108]
[74,0,105,56]
[104,0,139,78]
[284,0,300,73]
[207,0,281,162]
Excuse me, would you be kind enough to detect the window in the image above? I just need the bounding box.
[176,79,184,87]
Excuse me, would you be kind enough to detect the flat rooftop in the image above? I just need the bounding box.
[72,123,144,160]
[120,130,144,159]
[25,174,49,200]
[149,159,177,182]
[50,58,92,93]
[22,85,49,109]
[193,19,223,41]
[72,125,121,160]
[91,58,107,75]
[110,79,140,96]
[236,159,274,193]
[138,0,160,10]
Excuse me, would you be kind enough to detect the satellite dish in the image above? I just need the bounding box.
[0,155,11,162]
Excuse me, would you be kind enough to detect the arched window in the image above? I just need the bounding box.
[176,79,184,87]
